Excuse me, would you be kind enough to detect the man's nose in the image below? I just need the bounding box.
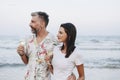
[29,23,32,28]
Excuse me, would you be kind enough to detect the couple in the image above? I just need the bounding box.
[17,11,85,80]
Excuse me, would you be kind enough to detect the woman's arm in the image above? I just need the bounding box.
[76,64,85,80]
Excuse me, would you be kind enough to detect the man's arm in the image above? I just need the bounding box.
[19,54,28,64]
[17,45,28,64]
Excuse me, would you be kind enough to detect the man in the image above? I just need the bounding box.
[17,11,76,80]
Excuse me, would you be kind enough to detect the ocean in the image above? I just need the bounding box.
[76,36,120,69]
[0,35,120,80]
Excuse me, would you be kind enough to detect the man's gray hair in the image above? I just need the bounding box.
[31,11,49,27]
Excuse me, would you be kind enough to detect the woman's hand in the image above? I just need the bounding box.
[45,55,53,73]
[67,73,76,80]
[77,77,85,80]
[45,55,53,65]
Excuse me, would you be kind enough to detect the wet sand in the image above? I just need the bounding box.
[0,66,120,80]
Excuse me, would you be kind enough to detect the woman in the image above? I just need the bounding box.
[51,23,85,80]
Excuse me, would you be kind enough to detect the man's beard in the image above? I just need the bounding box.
[30,26,39,37]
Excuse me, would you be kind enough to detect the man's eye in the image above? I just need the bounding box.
[59,31,62,34]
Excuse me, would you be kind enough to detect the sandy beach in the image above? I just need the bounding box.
[0,66,120,80]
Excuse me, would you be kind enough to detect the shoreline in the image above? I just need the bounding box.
[0,66,120,80]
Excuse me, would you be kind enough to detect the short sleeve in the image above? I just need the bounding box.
[74,49,84,65]
[24,35,34,57]
[45,33,57,55]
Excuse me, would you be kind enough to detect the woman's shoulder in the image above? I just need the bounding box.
[52,45,61,55]
[73,47,80,53]
[72,47,83,57]
[72,47,84,65]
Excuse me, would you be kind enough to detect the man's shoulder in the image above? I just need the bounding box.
[24,35,35,43]
[47,33,59,45]
[48,32,55,38]
[47,33,56,41]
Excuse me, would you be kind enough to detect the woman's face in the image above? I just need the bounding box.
[57,27,67,43]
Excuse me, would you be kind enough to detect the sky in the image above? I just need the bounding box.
[0,0,120,36]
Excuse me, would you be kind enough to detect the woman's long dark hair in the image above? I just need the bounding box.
[60,23,77,58]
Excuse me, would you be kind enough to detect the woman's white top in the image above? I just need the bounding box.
[52,46,83,80]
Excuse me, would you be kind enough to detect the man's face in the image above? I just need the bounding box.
[29,15,42,34]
